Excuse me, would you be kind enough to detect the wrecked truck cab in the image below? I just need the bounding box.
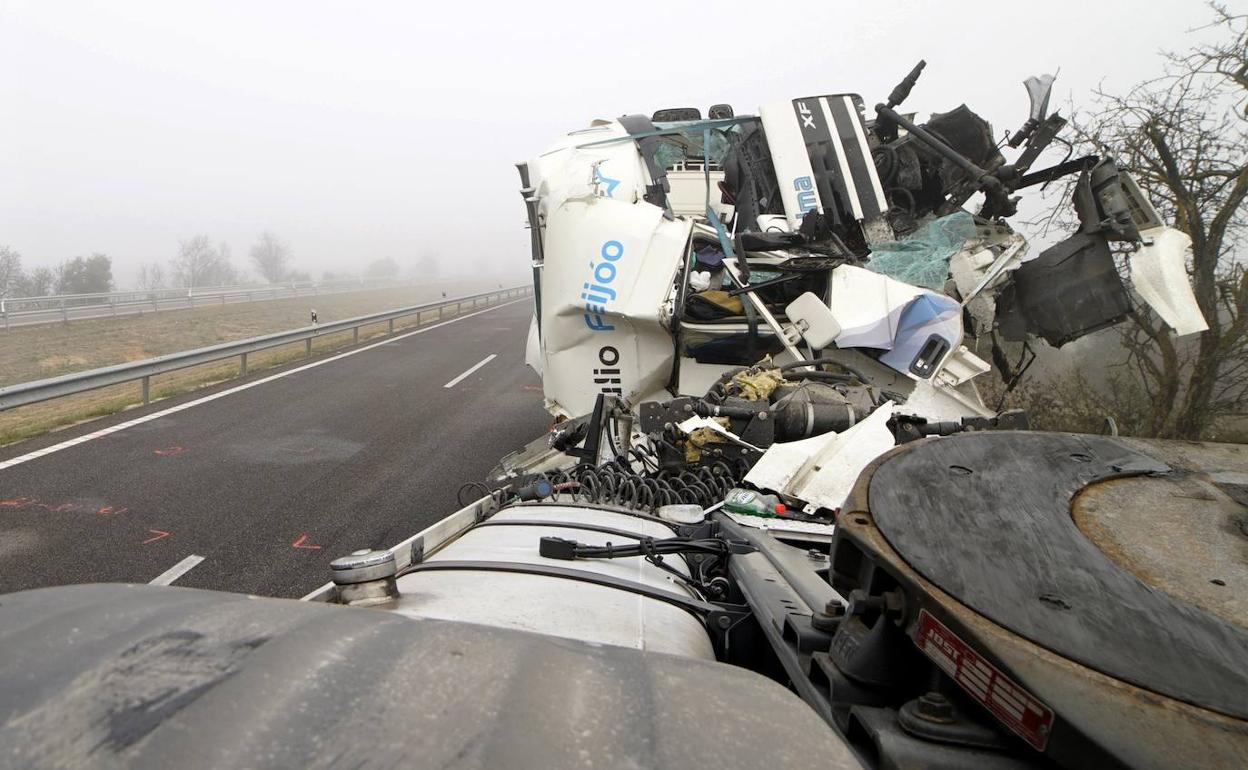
[537,196,689,419]
[518,62,1207,423]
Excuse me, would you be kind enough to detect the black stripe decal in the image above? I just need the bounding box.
[791,99,849,227]
[829,96,884,219]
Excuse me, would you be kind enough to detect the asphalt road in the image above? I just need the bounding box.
[0,298,550,598]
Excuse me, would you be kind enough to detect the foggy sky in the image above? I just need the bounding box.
[0,0,1221,289]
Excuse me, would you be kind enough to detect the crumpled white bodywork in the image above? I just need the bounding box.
[745,402,897,511]
[521,111,1208,433]
[538,197,690,418]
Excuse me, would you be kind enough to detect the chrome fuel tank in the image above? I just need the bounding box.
[388,503,716,660]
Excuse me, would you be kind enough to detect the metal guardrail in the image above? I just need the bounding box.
[0,286,531,412]
[0,278,410,329]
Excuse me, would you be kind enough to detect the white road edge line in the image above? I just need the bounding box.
[0,299,525,472]
[150,554,206,585]
[443,354,497,389]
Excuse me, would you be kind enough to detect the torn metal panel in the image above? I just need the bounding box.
[1131,226,1210,336]
[526,121,651,214]
[745,402,897,511]
[828,265,927,349]
[539,197,689,417]
[826,265,964,380]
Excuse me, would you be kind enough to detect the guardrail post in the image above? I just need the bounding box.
[2,308,8,331]
[438,305,444,320]
[142,376,150,405]
[388,319,394,335]
[305,338,312,356]
[152,295,159,311]
[353,327,359,343]
[241,352,248,375]
[110,299,117,317]
[61,299,68,323]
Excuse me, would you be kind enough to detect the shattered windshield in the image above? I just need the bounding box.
[652,123,737,170]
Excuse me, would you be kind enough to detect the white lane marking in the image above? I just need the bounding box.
[149,554,205,585]
[443,354,497,389]
[0,299,525,471]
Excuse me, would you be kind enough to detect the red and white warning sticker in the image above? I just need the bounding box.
[915,609,1054,751]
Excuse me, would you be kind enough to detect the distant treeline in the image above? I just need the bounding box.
[0,247,113,297]
[1,233,411,298]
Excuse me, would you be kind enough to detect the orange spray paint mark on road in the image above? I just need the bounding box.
[154,446,186,456]
[291,534,321,550]
[1,497,84,513]
[3,496,130,518]
[142,529,170,544]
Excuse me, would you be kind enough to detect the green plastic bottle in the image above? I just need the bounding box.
[723,487,786,517]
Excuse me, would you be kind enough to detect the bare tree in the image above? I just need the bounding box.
[172,235,220,289]
[136,262,166,291]
[1029,5,1246,439]
[218,242,233,272]
[0,246,21,298]
[16,267,53,297]
[249,232,291,284]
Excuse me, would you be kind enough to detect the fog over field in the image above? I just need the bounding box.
[0,0,1221,289]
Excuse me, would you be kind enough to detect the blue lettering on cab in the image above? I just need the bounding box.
[582,240,623,331]
[794,176,817,214]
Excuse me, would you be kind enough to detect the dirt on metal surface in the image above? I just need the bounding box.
[1074,471,1247,630]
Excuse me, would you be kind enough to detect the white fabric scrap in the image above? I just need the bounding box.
[745,402,897,512]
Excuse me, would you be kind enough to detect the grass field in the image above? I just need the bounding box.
[0,279,507,447]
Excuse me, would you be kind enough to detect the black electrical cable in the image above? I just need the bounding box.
[457,481,494,508]
[779,357,872,383]
[605,415,624,460]
[543,538,728,560]
[640,537,712,598]
[783,370,856,384]
[539,533,753,598]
